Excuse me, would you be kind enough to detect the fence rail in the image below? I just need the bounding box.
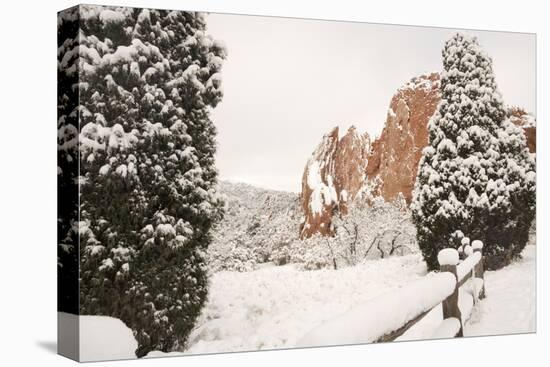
[297,239,486,347]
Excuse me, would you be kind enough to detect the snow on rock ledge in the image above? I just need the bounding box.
[306,161,338,215]
[300,126,371,238]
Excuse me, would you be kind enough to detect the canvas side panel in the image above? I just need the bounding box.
[57,5,81,362]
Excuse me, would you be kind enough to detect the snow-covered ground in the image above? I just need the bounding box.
[184,245,535,354]
[465,245,536,336]
[185,253,428,354]
[75,245,536,360]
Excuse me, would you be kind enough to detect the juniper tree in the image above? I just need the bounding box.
[58,5,226,357]
[57,6,81,315]
[412,33,535,271]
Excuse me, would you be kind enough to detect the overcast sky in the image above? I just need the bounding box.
[206,13,536,193]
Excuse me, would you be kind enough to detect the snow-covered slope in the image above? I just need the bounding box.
[207,181,301,271]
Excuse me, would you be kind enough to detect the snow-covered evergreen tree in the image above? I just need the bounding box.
[58,5,226,357]
[412,33,535,270]
[486,116,535,266]
[57,6,81,315]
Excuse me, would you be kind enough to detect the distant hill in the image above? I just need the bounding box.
[208,181,301,271]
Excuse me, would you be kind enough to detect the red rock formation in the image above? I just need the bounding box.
[366,73,440,203]
[300,73,536,238]
[299,126,370,238]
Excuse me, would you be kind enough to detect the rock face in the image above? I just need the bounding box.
[366,73,441,203]
[300,73,439,238]
[299,126,370,238]
[299,73,536,238]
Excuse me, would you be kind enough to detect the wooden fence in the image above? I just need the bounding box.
[297,239,486,347]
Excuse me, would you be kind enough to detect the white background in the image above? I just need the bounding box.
[0,0,546,366]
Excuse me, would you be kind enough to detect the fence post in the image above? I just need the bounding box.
[472,240,486,299]
[460,237,470,260]
[438,248,463,337]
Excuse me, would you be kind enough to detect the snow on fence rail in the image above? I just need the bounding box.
[297,241,485,347]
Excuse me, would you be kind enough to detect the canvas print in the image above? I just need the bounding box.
[57,4,536,362]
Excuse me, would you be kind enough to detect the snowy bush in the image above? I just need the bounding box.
[412,33,535,271]
[208,238,257,273]
[283,236,334,270]
[302,241,334,270]
[59,5,226,357]
[324,198,416,268]
[270,239,295,266]
[278,198,417,270]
